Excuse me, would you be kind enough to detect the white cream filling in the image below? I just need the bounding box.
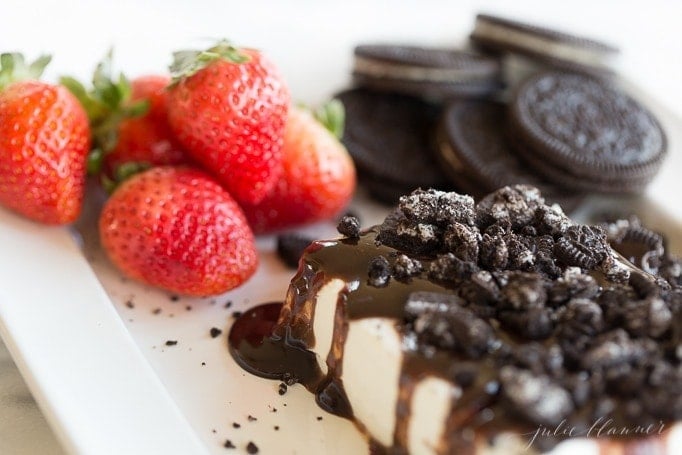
[408,376,459,455]
[353,56,493,83]
[473,19,612,67]
[343,317,402,447]
[310,279,346,376]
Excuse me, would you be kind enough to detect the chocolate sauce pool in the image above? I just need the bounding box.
[228,302,319,381]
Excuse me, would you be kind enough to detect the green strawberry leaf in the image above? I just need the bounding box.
[61,50,151,167]
[87,148,106,175]
[123,99,150,118]
[101,161,151,194]
[92,50,126,111]
[115,161,150,182]
[0,53,51,90]
[60,76,109,121]
[314,99,345,139]
[170,40,250,84]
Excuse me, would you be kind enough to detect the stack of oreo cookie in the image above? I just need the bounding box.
[336,14,667,211]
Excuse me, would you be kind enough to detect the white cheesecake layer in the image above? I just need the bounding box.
[408,376,459,455]
[343,317,402,447]
[310,279,346,376]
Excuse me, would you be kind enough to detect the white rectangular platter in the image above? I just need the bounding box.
[1,2,681,454]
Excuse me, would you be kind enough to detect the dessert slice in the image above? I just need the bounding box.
[230,186,681,454]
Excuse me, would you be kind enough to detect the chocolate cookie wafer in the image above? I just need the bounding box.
[436,99,583,211]
[336,88,451,203]
[602,216,681,287]
[470,13,619,76]
[352,44,502,101]
[508,71,666,194]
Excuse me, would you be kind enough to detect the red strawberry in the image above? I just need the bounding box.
[99,166,258,296]
[241,102,356,233]
[61,55,188,183]
[167,41,289,205]
[0,54,90,224]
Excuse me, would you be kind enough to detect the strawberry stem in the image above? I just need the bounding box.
[102,161,150,194]
[87,148,106,175]
[314,99,345,139]
[60,50,150,175]
[169,40,250,84]
[0,53,51,90]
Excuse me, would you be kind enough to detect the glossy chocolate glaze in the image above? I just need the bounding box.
[231,229,454,419]
[229,228,677,454]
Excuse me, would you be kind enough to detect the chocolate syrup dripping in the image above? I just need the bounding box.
[316,285,353,418]
[229,230,454,413]
[392,371,417,450]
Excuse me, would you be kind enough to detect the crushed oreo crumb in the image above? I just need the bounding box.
[602,216,681,288]
[337,215,361,238]
[210,327,223,338]
[223,440,235,449]
[170,295,180,302]
[341,210,361,223]
[224,300,233,309]
[406,292,494,358]
[500,366,573,426]
[152,308,161,315]
[278,383,288,395]
[246,441,259,454]
[247,415,257,422]
[232,422,240,429]
[277,234,313,268]
[392,254,422,279]
[232,311,243,319]
[476,185,544,229]
[125,300,134,309]
[368,255,391,287]
[555,225,609,269]
[165,340,177,346]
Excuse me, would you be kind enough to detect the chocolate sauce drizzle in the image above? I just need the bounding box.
[230,230,453,421]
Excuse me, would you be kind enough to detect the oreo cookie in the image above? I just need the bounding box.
[436,99,583,211]
[336,88,452,203]
[508,71,666,194]
[352,44,502,101]
[470,14,619,76]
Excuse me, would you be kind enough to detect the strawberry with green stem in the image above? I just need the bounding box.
[167,41,290,205]
[61,52,188,189]
[0,53,90,224]
[241,100,356,233]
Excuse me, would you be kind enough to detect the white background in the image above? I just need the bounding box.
[3,0,682,111]
[2,1,681,454]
